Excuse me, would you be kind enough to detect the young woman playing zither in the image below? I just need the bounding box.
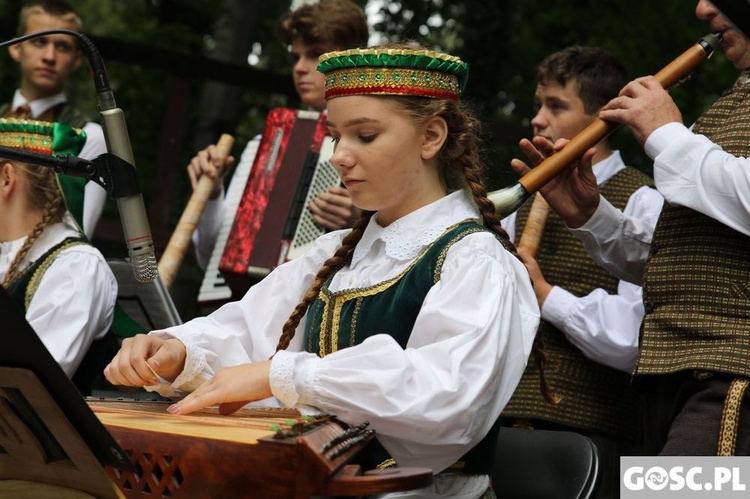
[105,46,544,498]
[0,118,116,393]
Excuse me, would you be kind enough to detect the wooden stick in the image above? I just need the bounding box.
[158,134,235,288]
[516,194,549,258]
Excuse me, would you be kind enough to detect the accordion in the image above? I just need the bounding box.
[198,108,339,304]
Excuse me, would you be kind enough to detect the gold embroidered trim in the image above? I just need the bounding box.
[0,130,53,154]
[317,293,332,356]
[376,458,397,469]
[350,297,363,348]
[323,67,460,99]
[434,227,485,283]
[25,241,87,309]
[375,458,465,471]
[717,378,750,456]
[315,220,485,357]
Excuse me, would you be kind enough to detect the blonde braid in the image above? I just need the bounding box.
[274,211,375,352]
[2,165,66,289]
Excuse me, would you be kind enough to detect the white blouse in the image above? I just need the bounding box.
[0,215,117,376]
[150,190,540,479]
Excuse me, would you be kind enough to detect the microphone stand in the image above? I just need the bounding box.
[0,146,144,212]
[0,30,157,283]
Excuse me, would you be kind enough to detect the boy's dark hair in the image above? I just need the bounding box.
[275,0,369,50]
[534,46,628,114]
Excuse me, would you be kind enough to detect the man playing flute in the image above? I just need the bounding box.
[513,0,750,457]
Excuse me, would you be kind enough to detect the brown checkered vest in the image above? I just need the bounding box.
[637,71,750,377]
[502,167,652,442]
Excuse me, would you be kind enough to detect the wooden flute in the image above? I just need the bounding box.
[490,32,723,219]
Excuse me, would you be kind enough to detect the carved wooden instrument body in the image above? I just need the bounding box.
[89,400,431,498]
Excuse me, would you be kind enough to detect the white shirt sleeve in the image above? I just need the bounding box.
[150,230,341,393]
[542,185,663,372]
[274,234,538,472]
[571,186,663,286]
[150,231,539,473]
[80,122,108,239]
[25,246,117,377]
[645,122,750,236]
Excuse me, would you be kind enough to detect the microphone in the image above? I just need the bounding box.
[0,29,158,282]
[72,31,158,282]
[99,108,158,282]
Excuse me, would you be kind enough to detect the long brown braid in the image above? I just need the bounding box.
[274,210,375,352]
[394,93,557,404]
[2,164,67,289]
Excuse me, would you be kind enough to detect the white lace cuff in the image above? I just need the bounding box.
[149,330,210,392]
[269,350,320,408]
[269,350,299,407]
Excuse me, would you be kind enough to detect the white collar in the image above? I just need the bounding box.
[352,190,480,266]
[12,89,67,118]
[592,150,626,186]
[0,214,81,276]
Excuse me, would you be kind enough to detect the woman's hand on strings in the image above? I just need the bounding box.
[104,335,187,387]
[166,360,273,416]
[510,136,599,229]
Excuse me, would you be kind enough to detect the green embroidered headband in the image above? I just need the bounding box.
[0,118,88,230]
[317,48,469,100]
[0,118,86,156]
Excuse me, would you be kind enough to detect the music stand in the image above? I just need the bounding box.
[0,286,131,498]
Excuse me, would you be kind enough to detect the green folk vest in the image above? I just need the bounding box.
[503,167,653,442]
[7,237,88,312]
[304,221,511,474]
[6,236,119,396]
[637,71,750,377]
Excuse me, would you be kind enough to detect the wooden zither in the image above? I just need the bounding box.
[88,400,432,498]
[198,107,339,303]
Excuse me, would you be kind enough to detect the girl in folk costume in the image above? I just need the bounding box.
[0,119,116,393]
[105,46,541,497]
